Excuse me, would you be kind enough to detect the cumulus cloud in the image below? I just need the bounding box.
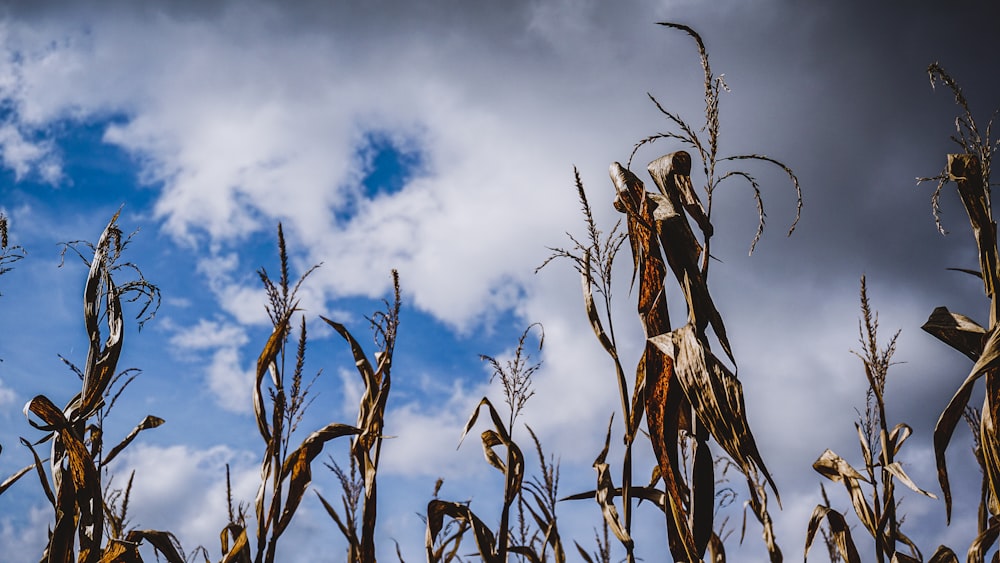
[170,318,253,413]
[106,443,258,555]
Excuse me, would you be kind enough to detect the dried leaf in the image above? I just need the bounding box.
[804,505,861,563]
[426,500,499,563]
[254,308,295,444]
[649,324,778,498]
[922,306,986,361]
[120,530,185,563]
[275,422,360,536]
[647,153,734,364]
[80,211,124,416]
[0,467,29,501]
[812,449,877,536]
[592,416,634,551]
[926,545,959,563]
[641,339,696,561]
[982,372,1000,526]
[883,462,938,499]
[934,321,1000,522]
[813,449,869,483]
[103,415,165,467]
[968,518,1000,563]
[220,523,252,563]
[856,423,873,470]
[25,394,105,561]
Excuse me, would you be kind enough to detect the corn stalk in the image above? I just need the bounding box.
[317,269,401,563]
[16,211,182,562]
[918,63,1000,562]
[247,224,360,563]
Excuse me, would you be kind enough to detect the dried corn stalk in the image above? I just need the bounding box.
[249,224,360,563]
[16,211,178,562]
[918,64,1000,561]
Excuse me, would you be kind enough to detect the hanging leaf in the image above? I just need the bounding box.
[804,505,861,563]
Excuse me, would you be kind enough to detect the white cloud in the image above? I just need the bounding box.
[169,318,249,351]
[169,318,254,413]
[107,443,259,556]
[0,377,15,408]
[0,124,60,182]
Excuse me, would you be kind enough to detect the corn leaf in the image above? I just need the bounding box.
[25,394,105,562]
[641,340,696,561]
[812,449,877,536]
[967,518,1000,563]
[103,415,165,467]
[884,462,937,499]
[921,306,986,361]
[592,416,633,551]
[934,323,1000,522]
[254,307,295,445]
[220,523,252,563]
[649,324,778,498]
[982,372,1000,528]
[0,461,33,497]
[804,505,861,563]
[926,545,959,563]
[275,422,360,536]
[426,500,499,563]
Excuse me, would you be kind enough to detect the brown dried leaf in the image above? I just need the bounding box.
[254,307,295,444]
[887,423,913,457]
[81,211,124,416]
[982,372,1000,525]
[804,505,861,563]
[883,462,937,499]
[580,253,617,359]
[922,306,986,361]
[103,415,165,467]
[19,436,56,507]
[220,523,252,563]
[25,394,105,561]
[275,422,360,536]
[812,449,877,536]
[120,530,185,563]
[592,417,633,552]
[813,449,869,483]
[856,423,873,470]
[426,500,499,563]
[459,397,511,448]
[947,154,997,297]
[0,461,33,497]
[926,545,959,563]
[641,340,696,561]
[649,324,778,498]
[968,518,1000,563]
[934,321,1000,522]
[320,316,378,401]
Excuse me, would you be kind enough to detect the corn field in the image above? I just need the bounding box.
[0,21,998,563]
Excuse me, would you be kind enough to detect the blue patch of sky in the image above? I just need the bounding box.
[335,131,425,225]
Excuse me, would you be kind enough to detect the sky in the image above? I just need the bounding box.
[0,0,998,561]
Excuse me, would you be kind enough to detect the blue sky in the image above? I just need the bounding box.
[0,1,999,561]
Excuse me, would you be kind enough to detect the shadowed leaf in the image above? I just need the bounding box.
[103,415,164,467]
[275,423,360,535]
[426,500,498,563]
[922,306,985,361]
[804,505,861,563]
